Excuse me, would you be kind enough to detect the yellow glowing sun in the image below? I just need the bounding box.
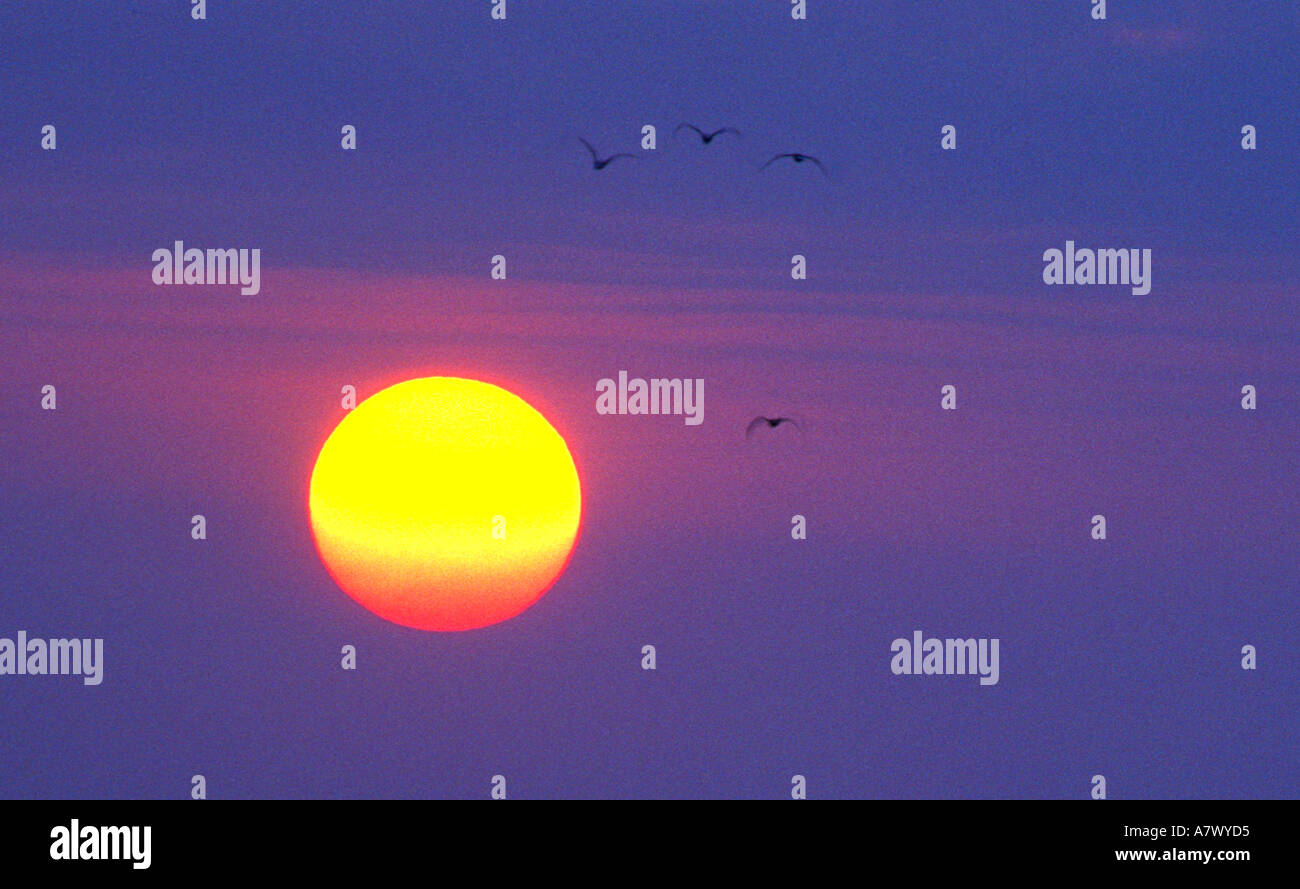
[308,377,582,631]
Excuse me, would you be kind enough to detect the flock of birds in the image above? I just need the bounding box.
[580,123,815,442]
[578,122,828,177]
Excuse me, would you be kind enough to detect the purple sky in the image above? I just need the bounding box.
[1,0,1297,798]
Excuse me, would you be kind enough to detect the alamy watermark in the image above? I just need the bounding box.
[595,371,704,426]
[890,630,1000,686]
[49,820,149,870]
[1042,241,1152,296]
[152,240,261,295]
[0,631,103,686]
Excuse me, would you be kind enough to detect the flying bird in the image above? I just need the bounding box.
[578,138,636,170]
[746,416,802,438]
[675,123,740,145]
[759,153,828,176]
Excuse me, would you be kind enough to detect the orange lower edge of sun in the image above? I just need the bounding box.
[307,377,582,631]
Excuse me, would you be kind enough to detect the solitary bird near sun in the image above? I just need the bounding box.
[308,377,582,632]
[746,416,801,438]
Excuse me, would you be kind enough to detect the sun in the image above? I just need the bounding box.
[308,377,582,631]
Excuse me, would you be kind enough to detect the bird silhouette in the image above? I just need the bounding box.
[759,153,828,176]
[675,123,740,145]
[746,416,802,438]
[578,138,636,170]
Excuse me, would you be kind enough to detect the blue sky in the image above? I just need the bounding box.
[1,0,1296,798]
